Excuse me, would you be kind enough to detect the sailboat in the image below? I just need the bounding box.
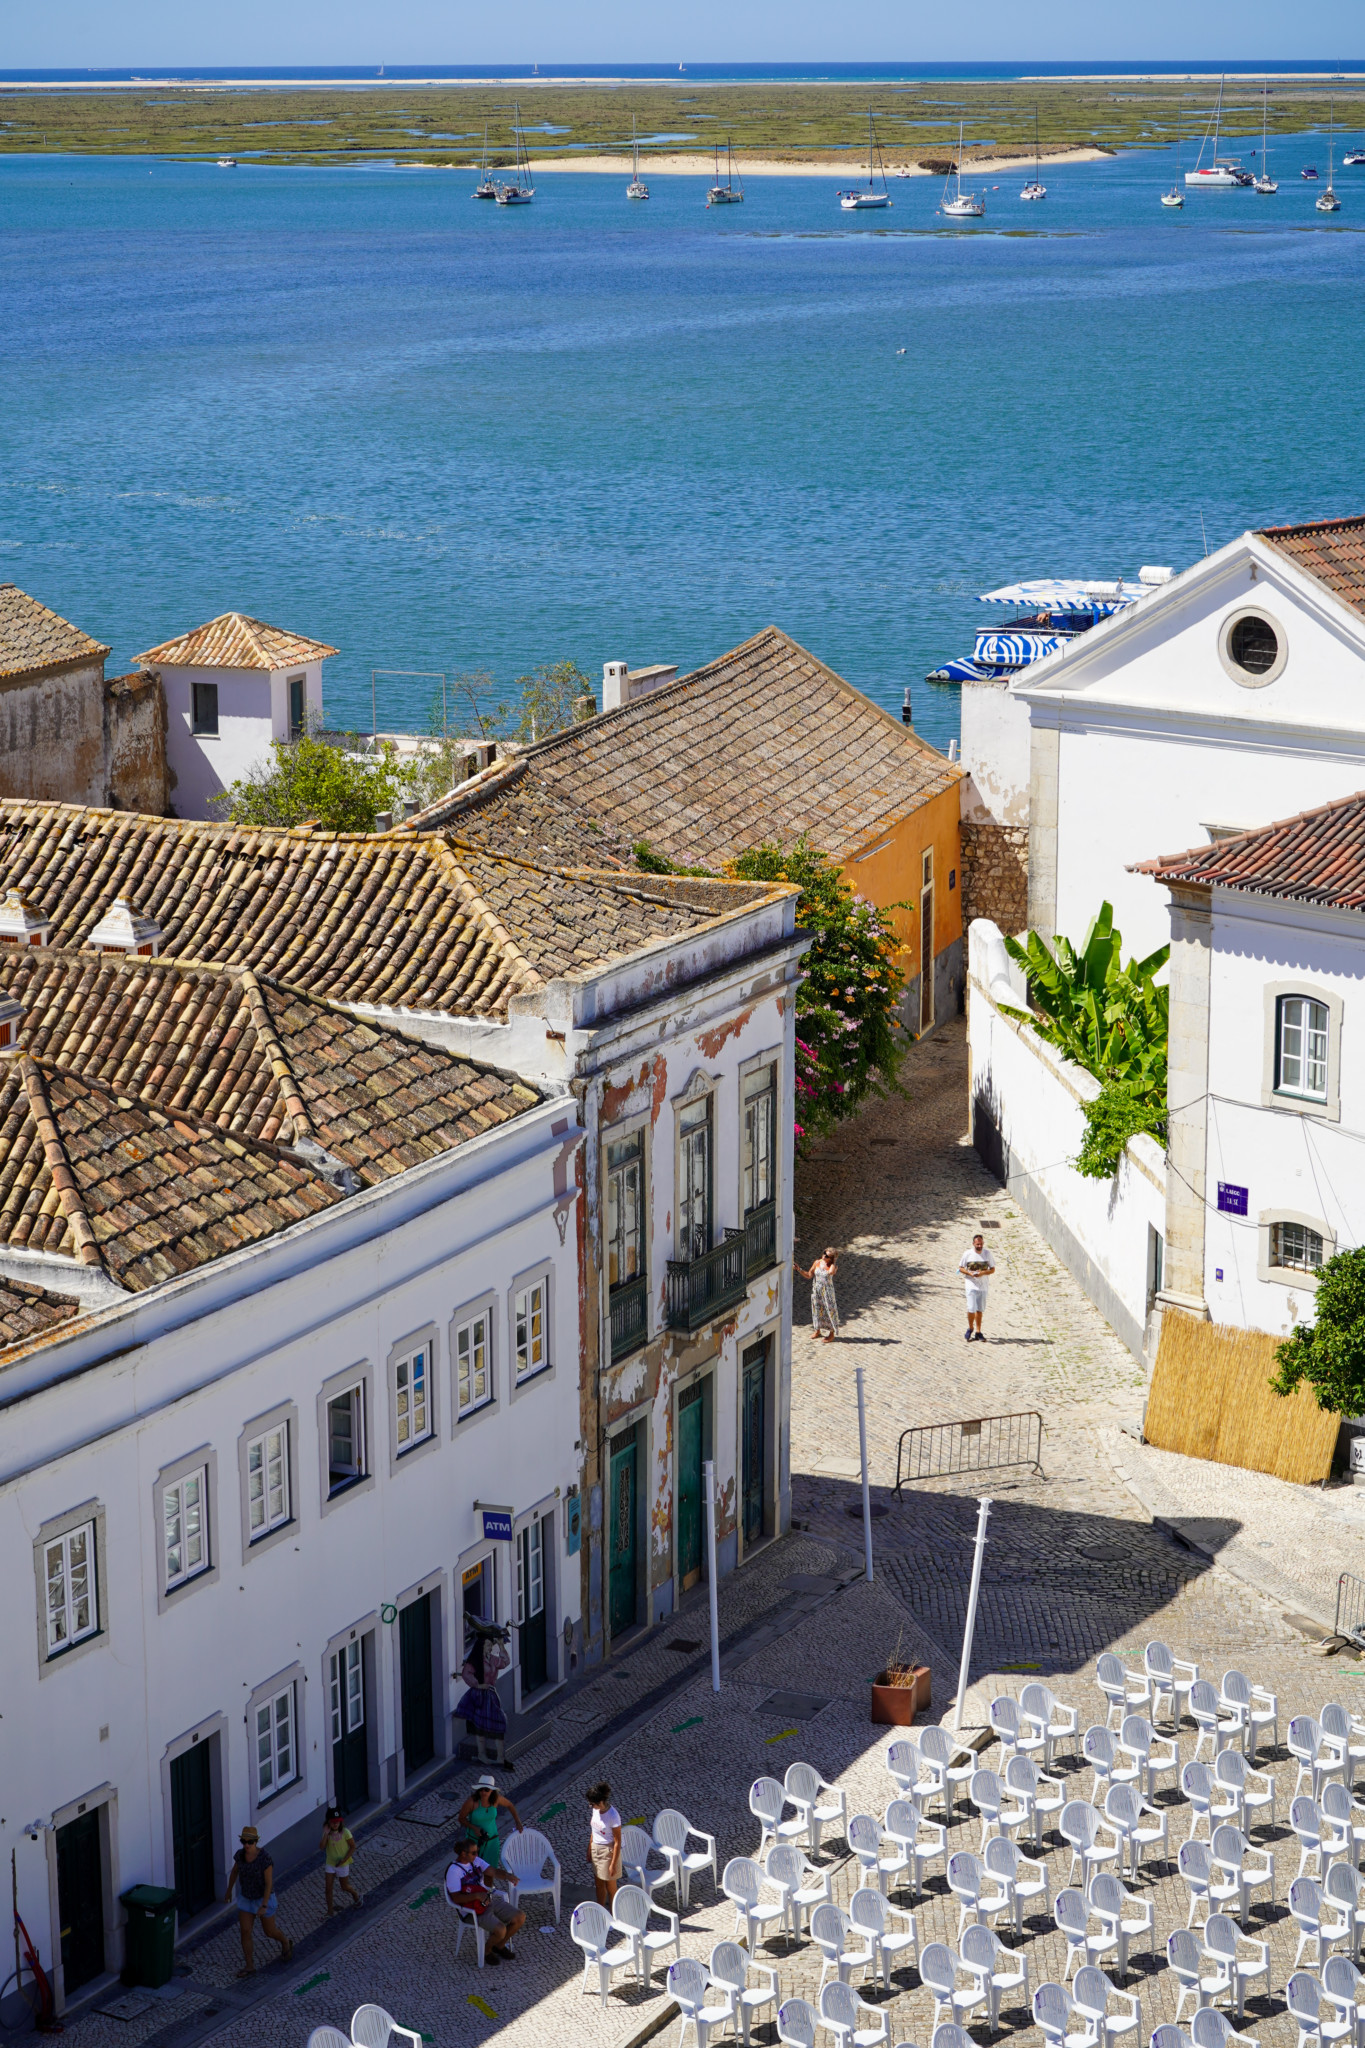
[1317,100,1342,212]
[627,115,649,199]
[1162,100,1184,206]
[495,103,535,205]
[474,124,496,199]
[1020,105,1046,200]
[940,119,985,218]
[839,108,891,208]
[707,138,743,205]
[1253,81,1277,193]
[1186,75,1250,187]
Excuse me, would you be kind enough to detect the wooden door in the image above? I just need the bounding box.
[608,1433,638,1638]
[920,880,935,1031]
[676,1382,704,1589]
[56,1809,104,1992]
[330,1640,368,1813]
[517,1520,548,1695]
[399,1596,435,1773]
[169,1743,215,1918]
[742,1341,768,1546]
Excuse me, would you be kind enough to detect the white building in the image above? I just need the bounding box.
[0,945,579,2008]
[960,514,1365,959]
[1134,791,1365,1330]
[139,613,336,821]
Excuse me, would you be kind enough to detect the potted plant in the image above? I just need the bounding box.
[870,1636,931,1725]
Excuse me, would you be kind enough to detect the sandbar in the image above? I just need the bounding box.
[489,145,1113,178]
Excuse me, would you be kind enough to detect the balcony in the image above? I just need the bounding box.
[609,1274,649,1362]
[744,1199,777,1278]
[666,1229,747,1333]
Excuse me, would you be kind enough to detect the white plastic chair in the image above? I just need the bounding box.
[1168,1927,1213,2023]
[991,1696,1027,1758]
[1293,1719,1349,1804]
[1021,1683,1080,1769]
[1088,1871,1153,1980]
[1220,1673,1278,1762]
[777,1997,818,2048]
[309,2032,355,2048]
[1179,1841,1220,1929]
[946,1850,1011,1940]
[1032,1980,1094,2048]
[1191,1681,1243,1765]
[723,1857,787,1953]
[850,1885,918,1992]
[1322,1706,1365,1789]
[916,1725,977,1823]
[1061,1800,1121,1887]
[1105,1782,1168,1881]
[708,1941,779,2047]
[883,1797,946,1901]
[766,1843,830,1936]
[1327,1863,1365,1960]
[1289,1972,1328,2048]
[1322,1953,1365,2048]
[1293,1797,1342,1881]
[612,1882,681,1990]
[1119,1715,1179,1801]
[1073,1964,1140,2048]
[443,1881,487,1968]
[670,1958,735,2048]
[1184,1762,1216,1845]
[1202,1915,1269,2023]
[502,1826,562,1922]
[752,1777,805,1859]
[932,2026,973,2048]
[1215,1752,1275,1838]
[919,1941,987,2031]
[1210,1824,1275,1928]
[622,1824,675,1905]
[971,1767,1028,1850]
[351,2007,421,2048]
[1085,1727,1136,1805]
[572,1899,638,2006]
[1190,2009,1260,2048]
[985,1834,1050,1937]
[886,1738,921,1797]
[850,1813,895,1894]
[1323,1782,1365,1861]
[961,1920,1029,2032]
[785,1762,847,1855]
[1096,1654,1148,1731]
[1292,1877,1353,1970]
[1152,2029,1194,2048]
[654,1808,719,1909]
[1145,1642,1199,1729]
[1007,1754,1065,1852]
[810,1902,874,1992]
[819,1979,889,2048]
[1055,1886,1114,1981]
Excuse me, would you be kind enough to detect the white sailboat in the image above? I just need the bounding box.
[627,115,649,199]
[1253,81,1277,193]
[495,103,535,205]
[1162,101,1184,207]
[474,123,496,199]
[941,119,985,219]
[1317,101,1341,212]
[839,107,892,209]
[1020,105,1046,200]
[1185,75,1252,187]
[707,138,743,205]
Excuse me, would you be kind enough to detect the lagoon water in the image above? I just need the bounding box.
[1,143,1362,755]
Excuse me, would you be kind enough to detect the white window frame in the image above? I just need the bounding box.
[516,1516,545,1627]
[514,1278,548,1382]
[329,1639,364,1744]
[506,1265,555,1399]
[163,1465,209,1593]
[1257,1207,1337,1291]
[327,1384,366,1491]
[1262,980,1342,1122]
[237,1403,296,1563]
[739,1051,780,1219]
[43,1519,98,1660]
[388,1323,439,1472]
[246,1666,306,1814]
[674,1076,717,1263]
[247,1425,290,1539]
[316,1363,374,1515]
[451,1293,496,1426]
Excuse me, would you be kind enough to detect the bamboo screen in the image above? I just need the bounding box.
[1145,1315,1341,1485]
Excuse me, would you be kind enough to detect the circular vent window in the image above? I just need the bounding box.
[1219,605,1287,687]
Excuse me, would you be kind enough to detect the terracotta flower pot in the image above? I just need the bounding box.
[870,1664,931,1725]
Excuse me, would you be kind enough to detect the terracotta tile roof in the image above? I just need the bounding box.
[0,803,729,1019]
[413,758,633,867]
[0,1274,83,1348]
[0,949,540,1183]
[1131,788,1365,913]
[1257,514,1365,618]
[412,627,961,864]
[0,585,109,681]
[138,613,339,670]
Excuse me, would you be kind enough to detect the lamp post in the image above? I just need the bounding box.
[855,1366,874,1582]
[704,1458,721,1692]
[953,1496,992,1733]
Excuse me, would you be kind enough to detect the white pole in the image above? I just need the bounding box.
[953,1496,993,1733]
[704,1459,721,1693]
[856,1366,874,1582]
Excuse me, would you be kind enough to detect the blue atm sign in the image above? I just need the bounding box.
[481,1509,513,1542]
[1217,1183,1249,1216]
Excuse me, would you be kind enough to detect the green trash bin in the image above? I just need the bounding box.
[120,1885,178,1989]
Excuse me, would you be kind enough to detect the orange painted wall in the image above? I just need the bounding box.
[837,781,964,989]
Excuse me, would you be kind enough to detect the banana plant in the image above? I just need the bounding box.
[1000,903,1168,1094]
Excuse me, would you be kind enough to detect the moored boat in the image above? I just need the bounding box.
[626,115,649,199]
[1020,106,1046,200]
[1186,77,1250,187]
[494,104,535,205]
[941,119,985,219]
[707,138,743,205]
[839,107,892,209]
[474,124,496,198]
[1317,103,1341,212]
[1253,82,1277,193]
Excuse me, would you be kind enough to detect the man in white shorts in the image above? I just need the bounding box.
[959,1233,995,1342]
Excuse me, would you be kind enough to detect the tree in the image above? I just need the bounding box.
[1271,1246,1365,1414]
[215,729,411,834]
[495,660,595,744]
[1002,903,1169,1180]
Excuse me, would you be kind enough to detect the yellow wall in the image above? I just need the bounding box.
[838,782,963,994]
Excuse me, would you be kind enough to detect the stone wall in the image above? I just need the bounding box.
[960,820,1029,935]
[105,671,168,815]
[0,659,108,805]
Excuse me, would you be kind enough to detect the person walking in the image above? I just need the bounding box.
[796,1246,840,1341]
[457,1775,523,1861]
[319,1808,362,1914]
[585,1781,623,1906]
[959,1233,996,1341]
[224,1826,293,1976]
[444,1834,525,1962]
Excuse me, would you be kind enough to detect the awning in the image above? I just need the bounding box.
[979,579,1140,614]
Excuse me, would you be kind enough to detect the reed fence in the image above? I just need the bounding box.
[1144,1314,1340,1485]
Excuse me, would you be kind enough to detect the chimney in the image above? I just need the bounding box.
[373,811,394,834]
[87,898,162,958]
[0,995,21,1051]
[602,661,629,712]
[0,891,51,948]
[902,686,914,728]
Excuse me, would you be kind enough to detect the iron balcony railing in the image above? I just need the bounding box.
[609,1274,649,1362]
[744,1199,778,1277]
[666,1229,748,1332]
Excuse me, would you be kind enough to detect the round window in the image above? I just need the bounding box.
[1228,614,1279,676]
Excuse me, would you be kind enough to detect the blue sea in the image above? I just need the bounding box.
[2,140,1364,755]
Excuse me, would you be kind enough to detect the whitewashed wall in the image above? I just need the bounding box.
[161,658,325,819]
[968,919,1166,1360]
[960,676,1031,827]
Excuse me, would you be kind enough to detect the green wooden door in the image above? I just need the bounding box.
[517,1519,548,1695]
[742,1341,768,1546]
[676,1381,704,1589]
[399,1595,435,1773]
[55,1809,104,1992]
[169,1742,215,1918]
[608,1433,638,1638]
[330,1640,368,1813]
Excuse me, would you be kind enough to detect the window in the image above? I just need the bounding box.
[44,1521,97,1657]
[1229,615,1278,676]
[255,1683,297,1799]
[456,1312,491,1416]
[191,682,219,735]
[329,1641,363,1744]
[516,1517,544,1626]
[742,1064,776,1217]
[515,1281,546,1381]
[327,1385,366,1493]
[163,1466,208,1590]
[247,1425,290,1538]
[1271,1221,1325,1273]
[394,1345,430,1452]
[462,1556,494,1649]
[678,1096,712,1261]
[288,676,305,738]
[607,1132,644,1289]
[1276,995,1329,1101]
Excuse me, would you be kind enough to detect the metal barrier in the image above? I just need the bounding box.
[1337,1571,1365,1646]
[894,1410,1044,1497]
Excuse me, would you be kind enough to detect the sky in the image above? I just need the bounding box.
[7,0,1363,68]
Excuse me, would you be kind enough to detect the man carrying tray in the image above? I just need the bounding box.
[959,1233,996,1343]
